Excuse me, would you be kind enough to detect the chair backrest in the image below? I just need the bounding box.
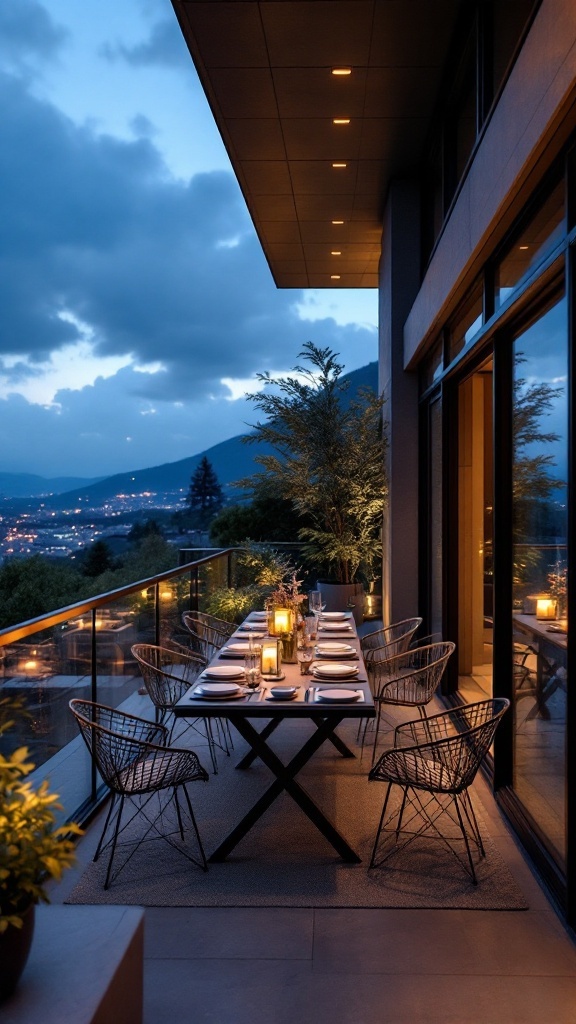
[194,611,236,639]
[366,640,456,705]
[69,698,166,791]
[361,617,422,656]
[131,643,206,710]
[396,698,509,791]
[182,613,229,659]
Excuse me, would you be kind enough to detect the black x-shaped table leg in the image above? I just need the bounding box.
[234,716,354,770]
[208,712,361,863]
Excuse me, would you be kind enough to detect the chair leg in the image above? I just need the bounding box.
[453,794,477,885]
[104,794,125,890]
[181,784,208,872]
[94,791,118,862]
[369,781,393,868]
[395,786,409,841]
[371,702,383,766]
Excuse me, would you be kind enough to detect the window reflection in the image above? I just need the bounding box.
[512,292,567,865]
[495,180,565,308]
[448,280,483,363]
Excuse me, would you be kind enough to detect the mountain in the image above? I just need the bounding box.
[14,362,379,509]
[0,472,103,498]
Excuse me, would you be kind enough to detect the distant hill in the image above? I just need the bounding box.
[0,472,102,498]
[9,362,378,509]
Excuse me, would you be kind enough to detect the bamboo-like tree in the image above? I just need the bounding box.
[243,343,387,585]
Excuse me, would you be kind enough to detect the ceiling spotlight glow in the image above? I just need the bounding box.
[331,251,342,255]
[331,220,344,225]
[331,67,352,76]
[331,274,341,279]
[333,118,350,125]
[332,162,347,168]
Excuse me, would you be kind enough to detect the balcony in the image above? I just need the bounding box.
[2,549,576,1022]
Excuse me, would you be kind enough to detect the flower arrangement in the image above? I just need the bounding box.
[547,561,567,615]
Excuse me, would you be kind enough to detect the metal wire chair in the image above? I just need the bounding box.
[131,643,231,773]
[69,698,209,889]
[368,697,510,883]
[194,610,236,639]
[363,641,456,763]
[182,612,231,661]
[360,617,422,656]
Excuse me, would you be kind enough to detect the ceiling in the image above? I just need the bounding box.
[171,1,462,288]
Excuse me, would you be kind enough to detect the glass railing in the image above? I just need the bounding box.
[0,548,235,826]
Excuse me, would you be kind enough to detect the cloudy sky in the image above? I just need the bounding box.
[0,0,378,480]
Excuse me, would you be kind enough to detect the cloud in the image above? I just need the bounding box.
[0,39,377,476]
[100,17,189,69]
[0,0,68,74]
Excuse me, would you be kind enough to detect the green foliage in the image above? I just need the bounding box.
[205,543,297,622]
[180,457,224,530]
[0,705,82,932]
[513,361,564,543]
[244,343,387,584]
[89,534,178,593]
[81,540,115,578]
[0,556,84,631]
[127,518,164,543]
[209,484,303,545]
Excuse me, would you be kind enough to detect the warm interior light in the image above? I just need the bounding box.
[273,607,292,634]
[536,597,557,620]
[331,250,342,255]
[260,638,281,677]
[24,659,38,671]
[331,275,341,279]
[519,244,529,250]
[331,220,344,225]
[332,162,347,168]
[160,590,172,602]
[331,67,352,76]
[333,118,350,125]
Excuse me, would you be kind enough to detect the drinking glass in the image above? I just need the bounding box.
[297,644,314,675]
[244,648,261,689]
[308,590,322,616]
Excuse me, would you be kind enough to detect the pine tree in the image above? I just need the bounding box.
[186,457,224,526]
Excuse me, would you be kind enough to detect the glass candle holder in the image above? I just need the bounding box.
[244,648,261,689]
[260,638,282,678]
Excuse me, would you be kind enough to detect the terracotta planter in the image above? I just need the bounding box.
[317,581,365,625]
[0,902,35,1002]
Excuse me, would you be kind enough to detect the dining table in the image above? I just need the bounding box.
[173,610,375,863]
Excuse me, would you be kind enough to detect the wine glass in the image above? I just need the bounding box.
[308,590,322,635]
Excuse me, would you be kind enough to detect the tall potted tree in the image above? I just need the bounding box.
[243,344,387,622]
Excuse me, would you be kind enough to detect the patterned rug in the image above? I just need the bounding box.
[66,719,528,910]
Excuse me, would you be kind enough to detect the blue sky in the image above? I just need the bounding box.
[0,0,378,479]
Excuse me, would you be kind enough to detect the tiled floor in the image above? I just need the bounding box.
[51,734,576,1023]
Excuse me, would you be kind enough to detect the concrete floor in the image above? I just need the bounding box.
[51,736,576,1023]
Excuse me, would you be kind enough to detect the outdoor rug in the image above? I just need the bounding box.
[66,719,528,910]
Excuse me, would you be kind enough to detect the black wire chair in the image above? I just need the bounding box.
[182,612,231,661]
[131,642,232,775]
[363,641,456,763]
[368,698,510,883]
[69,698,209,889]
[360,617,422,656]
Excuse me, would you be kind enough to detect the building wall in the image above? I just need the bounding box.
[404,0,576,367]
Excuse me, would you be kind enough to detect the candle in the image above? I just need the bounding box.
[273,607,292,634]
[536,598,557,621]
[261,639,279,676]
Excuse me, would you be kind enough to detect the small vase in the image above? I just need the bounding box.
[0,902,35,1003]
[279,631,297,663]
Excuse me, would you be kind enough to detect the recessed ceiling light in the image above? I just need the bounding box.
[331,251,342,255]
[331,67,352,76]
[519,244,529,250]
[333,118,350,125]
[331,220,344,225]
[331,274,341,279]
[332,162,347,168]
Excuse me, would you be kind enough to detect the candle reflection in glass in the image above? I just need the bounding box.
[536,597,557,621]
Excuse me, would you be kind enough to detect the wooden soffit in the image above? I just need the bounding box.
[172,0,461,288]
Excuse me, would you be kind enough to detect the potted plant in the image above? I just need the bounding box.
[243,344,387,622]
[0,698,81,1001]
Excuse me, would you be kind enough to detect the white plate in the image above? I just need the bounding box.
[196,682,242,697]
[221,642,252,655]
[312,662,359,678]
[203,665,245,680]
[250,612,267,620]
[265,687,298,702]
[239,623,265,632]
[320,612,348,620]
[315,642,355,655]
[319,622,353,632]
[315,688,361,702]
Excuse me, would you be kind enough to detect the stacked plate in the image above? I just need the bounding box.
[312,661,359,680]
[319,621,353,633]
[203,665,245,681]
[220,642,252,658]
[315,641,356,659]
[194,681,246,700]
[320,612,349,621]
[315,688,361,703]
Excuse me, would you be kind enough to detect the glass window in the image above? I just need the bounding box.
[421,338,443,392]
[447,280,483,364]
[429,397,443,640]
[511,290,567,866]
[495,180,565,308]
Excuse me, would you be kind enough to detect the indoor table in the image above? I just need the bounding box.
[174,613,375,863]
